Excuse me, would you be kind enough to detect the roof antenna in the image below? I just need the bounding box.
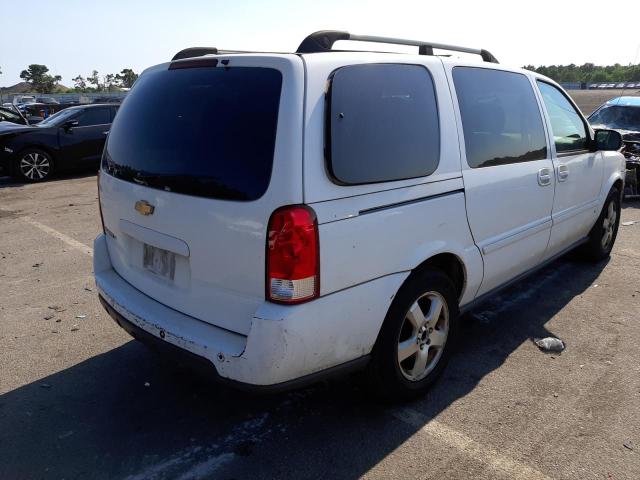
[616,42,640,106]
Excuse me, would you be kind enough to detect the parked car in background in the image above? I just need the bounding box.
[0,105,44,126]
[15,102,78,123]
[35,96,60,104]
[0,104,119,181]
[589,96,640,196]
[13,95,36,105]
[0,106,29,125]
[95,31,625,400]
[91,96,125,104]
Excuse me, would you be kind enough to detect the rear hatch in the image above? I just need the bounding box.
[99,54,304,335]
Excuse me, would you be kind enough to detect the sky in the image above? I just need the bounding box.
[1,0,639,88]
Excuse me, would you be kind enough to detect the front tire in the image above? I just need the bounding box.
[367,268,459,401]
[14,148,54,182]
[582,187,621,261]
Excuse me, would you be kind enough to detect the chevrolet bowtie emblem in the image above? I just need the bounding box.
[135,200,155,216]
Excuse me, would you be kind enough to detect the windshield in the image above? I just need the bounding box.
[589,105,640,132]
[103,65,282,201]
[37,108,78,127]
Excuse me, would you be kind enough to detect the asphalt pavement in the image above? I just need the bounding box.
[0,173,639,480]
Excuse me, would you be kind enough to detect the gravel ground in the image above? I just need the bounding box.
[568,89,640,115]
[1,104,640,479]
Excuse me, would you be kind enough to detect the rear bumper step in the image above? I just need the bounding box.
[99,293,368,393]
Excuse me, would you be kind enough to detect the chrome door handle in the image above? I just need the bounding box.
[557,164,569,181]
[538,168,552,186]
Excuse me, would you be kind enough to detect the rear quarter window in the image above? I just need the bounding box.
[327,63,440,185]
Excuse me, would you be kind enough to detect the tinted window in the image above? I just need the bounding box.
[537,81,587,153]
[328,64,440,184]
[103,67,282,201]
[77,107,111,127]
[454,68,547,168]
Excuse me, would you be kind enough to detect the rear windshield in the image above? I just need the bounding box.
[102,65,283,201]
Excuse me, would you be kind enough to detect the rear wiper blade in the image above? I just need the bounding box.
[132,173,200,191]
[132,176,149,185]
[123,171,248,200]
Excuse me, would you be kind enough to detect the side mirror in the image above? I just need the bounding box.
[64,120,79,130]
[594,129,623,151]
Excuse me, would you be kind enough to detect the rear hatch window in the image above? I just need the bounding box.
[103,65,283,201]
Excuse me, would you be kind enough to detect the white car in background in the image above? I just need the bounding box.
[95,31,625,400]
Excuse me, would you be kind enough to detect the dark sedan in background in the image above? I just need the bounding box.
[0,104,118,181]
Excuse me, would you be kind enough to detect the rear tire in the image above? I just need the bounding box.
[366,268,459,402]
[14,148,54,182]
[581,187,621,261]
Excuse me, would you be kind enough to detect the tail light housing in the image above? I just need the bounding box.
[266,205,319,304]
[97,169,105,233]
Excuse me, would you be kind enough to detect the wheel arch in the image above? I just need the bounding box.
[599,152,625,204]
[410,252,467,302]
[612,177,624,195]
[16,144,58,162]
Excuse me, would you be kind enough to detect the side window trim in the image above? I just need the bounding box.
[325,62,441,186]
[72,123,112,129]
[535,79,592,155]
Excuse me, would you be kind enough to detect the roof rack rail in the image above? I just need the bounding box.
[296,30,499,64]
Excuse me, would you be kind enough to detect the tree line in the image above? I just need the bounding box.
[523,63,640,84]
[11,64,139,93]
[7,62,640,93]
[72,68,138,92]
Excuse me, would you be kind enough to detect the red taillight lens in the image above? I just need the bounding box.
[266,205,319,304]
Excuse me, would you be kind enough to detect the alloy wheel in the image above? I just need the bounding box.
[601,200,617,249]
[397,291,449,382]
[20,152,51,180]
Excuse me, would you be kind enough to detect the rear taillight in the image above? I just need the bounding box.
[97,170,105,233]
[266,205,319,304]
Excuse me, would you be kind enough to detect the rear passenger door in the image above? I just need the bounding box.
[535,81,602,257]
[450,66,555,297]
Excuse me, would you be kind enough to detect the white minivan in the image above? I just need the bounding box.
[95,31,625,400]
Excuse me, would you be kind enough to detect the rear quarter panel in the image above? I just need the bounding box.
[301,53,482,306]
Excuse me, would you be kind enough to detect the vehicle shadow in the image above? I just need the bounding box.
[0,255,607,480]
[622,196,640,210]
[0,170,97,189]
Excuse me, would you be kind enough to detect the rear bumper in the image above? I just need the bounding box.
[94,233,408,388]
[98,294,369,393]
